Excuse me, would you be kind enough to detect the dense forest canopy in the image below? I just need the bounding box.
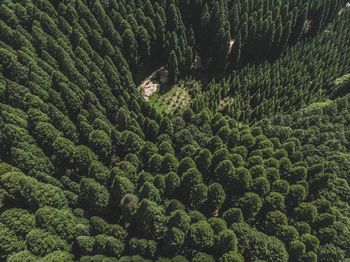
[0,0,350,261]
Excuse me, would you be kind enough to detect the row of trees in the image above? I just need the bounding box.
[192,9,350,123]
[258,95,350,260]
[177,0,346,74]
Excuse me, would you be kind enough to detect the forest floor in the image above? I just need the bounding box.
[138,67,165,101]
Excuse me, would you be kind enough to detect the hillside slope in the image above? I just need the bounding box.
[0,0,349,261]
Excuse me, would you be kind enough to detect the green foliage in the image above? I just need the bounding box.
[135,199,166,240]
[1,171,67,209]
[218,252,244,262]
[232,223,288,262]
[0,1,349,261]
[25,228,69,256]
[79,178,110,213]
[189,220,215,251]
[0,208,35,238]
[35,207,87,241]
[0,222,25,258]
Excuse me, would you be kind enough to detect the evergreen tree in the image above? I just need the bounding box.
[168,50,179,83]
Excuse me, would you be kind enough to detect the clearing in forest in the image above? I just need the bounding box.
[149,85,191,114]
[138,67,168,102]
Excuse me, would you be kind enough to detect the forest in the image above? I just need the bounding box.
[0,0,350,261]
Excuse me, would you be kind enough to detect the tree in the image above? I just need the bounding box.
[159,117,174,136]
[213,27,230,73]
[1,172,67,209]
[161,153,179,173]
[212,148,231,170]
[265,192,285,211]
[192,252,215,262]
[277,225,299,244]
[79,178,109,213]
[25,229,69,256]
[168,209,190,233]
[265,211,288,234]
[120,194,139,225]
[140,142,158,168]
[286,184,307,207]
[0,222,24,257]
[272,179,290,196]
[301,234,320,253]
[136,26,151,61]
[35,207,84,241]
[164,172,180,197]
[135,199,166,239]
[294,203,317,224]
[207,183,225,213]
[105,237,125,257]
[143,118,159,141]
[42,251,74,261]
[218,252,244,262]
[178,157,196,176]
[215,230,238,255]
[215,160,234,184]
[181,168,203,202]
[239,192,263,222]
[34,122,62,151]
[252,177,270,197]
[189,221,214,251]
[189,183,208,209]
[183,46,194,72]
[0,208,35,238]
[222,208,243,226]
[290,4,308,44]
[168,50,179,83]
[120,131,143,155]
[195,149,212,174]
[161,227,185,257]
[73,145,98,173]
[139,182,161,203]
[7,250,37,262]
[167,4,179,31]
[88,130,112,162]
[148,153,163,174]
[301,251,318,262]
[76,236,95,256]
[289,166,307,182]
[122,29,138,66]
[128,238,157,258]
[116,108,129,131]
[159,141,175,155]
[112,161,138,183]
[111,175,134,205]
[232,222,288,262]
[52,137,75,167]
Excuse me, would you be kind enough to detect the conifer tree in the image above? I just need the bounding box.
[168,50,179,83]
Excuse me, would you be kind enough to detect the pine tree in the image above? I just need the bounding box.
[168,4,179,31]
[168,50,179,83]
[122,29,139,66]
[136,26,151,62]
[231,32,242,66]
[290,4,308,44]
[199,4,211,59]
